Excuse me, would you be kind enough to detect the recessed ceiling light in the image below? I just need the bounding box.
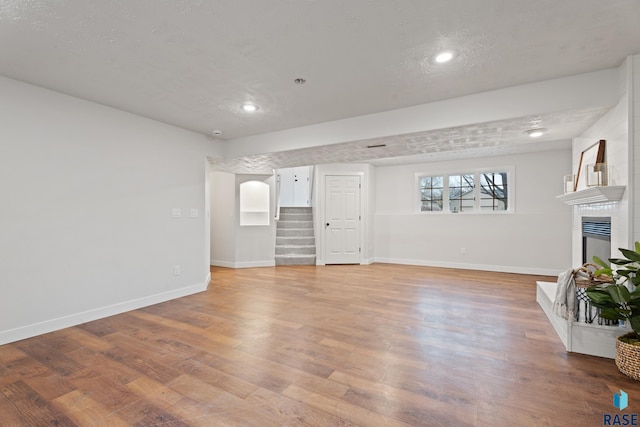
[211,130,223,136]
[241,103,258,113]
[434,51,455,63]
[525,128,548,138]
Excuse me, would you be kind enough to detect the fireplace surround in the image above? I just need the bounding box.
[537,186,629,358]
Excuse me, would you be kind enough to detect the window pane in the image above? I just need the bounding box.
[448,174,474,212]
[480,172,508,211]
[419,175,444,211]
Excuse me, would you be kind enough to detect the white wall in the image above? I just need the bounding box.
[373,150,572,275]
[632,55,640,245]
[0,76,223,344]
[210,171,236,267]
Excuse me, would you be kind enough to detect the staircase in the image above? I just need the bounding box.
[275,207,316,266]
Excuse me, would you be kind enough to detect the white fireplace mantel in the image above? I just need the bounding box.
[556,186,626,206]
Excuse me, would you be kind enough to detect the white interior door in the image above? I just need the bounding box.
[325,175,361,264]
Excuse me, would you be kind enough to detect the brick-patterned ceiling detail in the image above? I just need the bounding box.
[210,107,609,173]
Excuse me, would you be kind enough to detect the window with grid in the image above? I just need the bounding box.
[479,172,508,211]
[418,170,511,213]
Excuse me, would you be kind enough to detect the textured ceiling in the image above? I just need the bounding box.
[1,0,639,171]
[210,107,609,173]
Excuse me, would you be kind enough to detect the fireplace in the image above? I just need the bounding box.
[582,216,611,265]
[576,217,614,324]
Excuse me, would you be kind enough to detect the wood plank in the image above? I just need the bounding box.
[13,340,84,377]
[0,381,77,426]
[167,374,290,426]
[52,389,131,427]
[126,376,255,426]
[23,373,77,401]
[246,387,355,427]
[330,370,477,426]
[282,384,413,427]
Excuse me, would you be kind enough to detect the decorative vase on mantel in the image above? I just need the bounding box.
[586,163,609,187]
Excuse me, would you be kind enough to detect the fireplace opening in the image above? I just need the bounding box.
[577,216,614,324]
[582,217,611,265]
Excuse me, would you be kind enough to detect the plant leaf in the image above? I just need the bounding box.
[631,317,640,335]
[586,288,614,305]
[593,268,613,278]
[608,285,631,304]
[593,256,609,268]
[620,248,640,262]
[616,307,632,317]
[609,258,636,266]
[599,307,624,320]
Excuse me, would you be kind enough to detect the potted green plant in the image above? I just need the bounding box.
[587,242,640,380]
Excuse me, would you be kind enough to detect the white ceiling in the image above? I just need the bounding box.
[2,0,640,171]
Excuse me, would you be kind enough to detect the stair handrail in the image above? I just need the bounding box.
[274,170,281,220]
[308,165,315,206]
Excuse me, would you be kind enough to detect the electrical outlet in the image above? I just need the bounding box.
[190,208,199,218]
[460,247,466,255]
[173,265,181,275]
[172,208,181,218]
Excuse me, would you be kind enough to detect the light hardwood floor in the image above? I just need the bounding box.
[1,264,639,426]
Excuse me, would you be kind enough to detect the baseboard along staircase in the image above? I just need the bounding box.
[275,207,316,266]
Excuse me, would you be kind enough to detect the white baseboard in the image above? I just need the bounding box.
[210,259,275,268]
[210,259,235,268]
[235,260,276,268]
[373,257,562,276]
[315,258,373,266]
[211,256,557,274]
[0,281,208,346]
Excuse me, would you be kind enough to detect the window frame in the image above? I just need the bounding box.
[416,166,515,214]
